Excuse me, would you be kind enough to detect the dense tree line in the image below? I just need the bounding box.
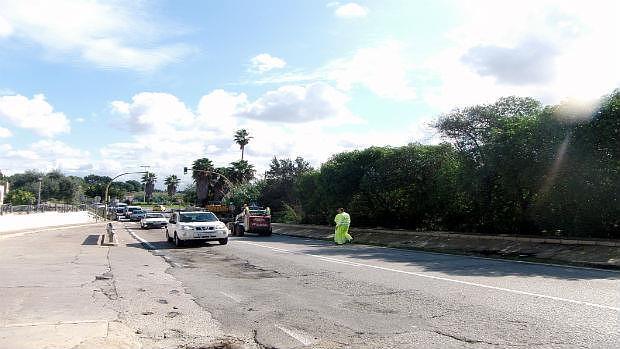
[5,170,83,204]
[259,91,619,239]
[3,172,147,205]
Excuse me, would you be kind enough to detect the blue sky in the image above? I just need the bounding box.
[0,0,618,187]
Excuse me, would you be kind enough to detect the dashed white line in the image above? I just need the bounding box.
[238,241,620,312]
[124,225,157,250]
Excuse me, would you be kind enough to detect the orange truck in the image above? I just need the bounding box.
[206,203,235,223]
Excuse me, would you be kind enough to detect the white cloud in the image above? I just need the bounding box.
[327,41,416,100]
[461,37,559,85]
[75,117,85,123]
[334,3,369,18]
[0,140,91,173]
[238,82,356,123]
[0,94,70,137]
[425,0,620,109]
[0,16,12,37]
[0,0,189,71]
[197,89,247,132]
[250,53,287,73]
[0,126,12,138]
[249,41,417,101]
[111,92,195,134]
[0,88,15,96]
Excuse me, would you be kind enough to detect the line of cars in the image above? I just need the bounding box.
[111,204,167,227]
[106,203,271,248]
[108,203,230,247]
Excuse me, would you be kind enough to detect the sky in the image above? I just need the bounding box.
[0,0,618,188]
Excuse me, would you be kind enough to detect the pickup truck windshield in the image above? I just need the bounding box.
[146,213,164,219]
[179,212,218,222]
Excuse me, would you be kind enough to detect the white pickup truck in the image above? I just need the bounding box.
[165,211,229,247]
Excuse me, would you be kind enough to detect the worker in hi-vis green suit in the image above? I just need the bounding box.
[334,207,353,245]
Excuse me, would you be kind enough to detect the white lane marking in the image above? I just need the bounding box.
[220,291,242,303]
[127,226,186,268]
[3,319,108,328]
[275,324,316,346]
[238,241,620,312]
[124,225,157,250]
[0,222,104,241]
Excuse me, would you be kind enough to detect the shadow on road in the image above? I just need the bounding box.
[126,240,222,250]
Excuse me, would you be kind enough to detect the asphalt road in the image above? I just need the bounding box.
[123,221,620,348]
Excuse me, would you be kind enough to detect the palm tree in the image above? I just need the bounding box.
[234,129,253,160]
[229,160,256,184]
[164,175,180,197]
[141,172,157,203]
[192,158,214,206]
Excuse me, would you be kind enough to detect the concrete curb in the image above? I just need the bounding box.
[272,223,620,247]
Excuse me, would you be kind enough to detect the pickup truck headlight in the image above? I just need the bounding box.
[181,225,193,230]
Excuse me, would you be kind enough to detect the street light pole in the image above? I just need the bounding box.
[104,171,148,219]
[37,177,42,210]
[139,165,150,203]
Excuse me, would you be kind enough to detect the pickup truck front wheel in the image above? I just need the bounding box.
[218,238,228,245]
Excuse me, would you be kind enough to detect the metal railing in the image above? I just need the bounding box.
[0,203,107,222]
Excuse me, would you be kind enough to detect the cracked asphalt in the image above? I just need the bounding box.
[125,222,620,349]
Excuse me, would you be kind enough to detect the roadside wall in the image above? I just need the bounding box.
[272,223,620,269]
[0,211,98,233]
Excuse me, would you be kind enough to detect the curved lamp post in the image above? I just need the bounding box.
[104,171,148,219]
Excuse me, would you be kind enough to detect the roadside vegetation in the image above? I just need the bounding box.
[2,92,617,239]
[259,91,619,239]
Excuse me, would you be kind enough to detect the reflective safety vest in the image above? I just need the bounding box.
[335,212,351,227]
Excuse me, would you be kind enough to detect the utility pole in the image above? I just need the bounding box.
[139,165,150,203]
[37,177,42,210]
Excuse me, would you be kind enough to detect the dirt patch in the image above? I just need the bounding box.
[173,250,284,279]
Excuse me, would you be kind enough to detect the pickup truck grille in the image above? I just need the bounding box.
[194,226,215,231]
